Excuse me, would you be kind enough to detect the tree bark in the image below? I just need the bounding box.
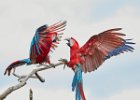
[0,62,64,100]
[29,89,33,100]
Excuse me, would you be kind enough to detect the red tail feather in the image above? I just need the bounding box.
[79,83,86,100]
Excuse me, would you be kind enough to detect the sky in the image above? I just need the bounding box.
[0,0,140,100]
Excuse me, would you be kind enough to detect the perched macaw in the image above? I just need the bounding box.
[4,21,67,75]
[64,28,135,100]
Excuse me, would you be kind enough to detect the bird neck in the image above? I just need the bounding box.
[70,44,81,67]
[70,44,80,56]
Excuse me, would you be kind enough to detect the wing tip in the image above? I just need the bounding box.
[102,28,122,33]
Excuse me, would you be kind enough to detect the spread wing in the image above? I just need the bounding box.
[47,21,67,52]
[30,21,67,62]
[79,28,135,73]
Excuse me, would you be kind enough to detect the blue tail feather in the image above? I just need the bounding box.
[22,58,31,64]
[72,73,77,91]
[76,85,80,100]
[72,64,84,100]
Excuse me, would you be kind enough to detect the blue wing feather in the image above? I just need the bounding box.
[34,31,40,55]
[104,39,135,60]
[30,31,40,55]
[30,24,48,56]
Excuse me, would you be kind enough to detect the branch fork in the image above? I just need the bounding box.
[0,61,65,100]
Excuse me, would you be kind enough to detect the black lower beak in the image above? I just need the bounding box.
[65,38,70,47]
[53,39,56,42]
[66,42,70,47]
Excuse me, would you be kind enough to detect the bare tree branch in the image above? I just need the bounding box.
[35,72,45,82]
[12,68,45,83]
[29,88,33,100]
[0,62,65,100]
[12,68,38,81]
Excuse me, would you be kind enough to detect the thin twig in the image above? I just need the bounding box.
[35,72,45,82]
[12,69,45,82]
[0,62,64,100]
[29,88,33,100]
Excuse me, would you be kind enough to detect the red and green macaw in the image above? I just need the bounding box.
[64,28,135,100]
[4,21,67,75]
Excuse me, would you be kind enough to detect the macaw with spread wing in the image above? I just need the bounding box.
[4,21,67,75]
[64,28,135,100]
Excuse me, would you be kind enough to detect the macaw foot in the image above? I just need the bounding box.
[36,64,43,67]
[58,58,68,64]
[50,63,55,68]
[58,58,68,69]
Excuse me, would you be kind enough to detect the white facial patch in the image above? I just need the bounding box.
[70,39,74,47]
[52,34,56,41]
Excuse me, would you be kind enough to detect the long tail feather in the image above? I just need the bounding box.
[79,83,86,100]
[4,58,31,75]
[72,64,86,100]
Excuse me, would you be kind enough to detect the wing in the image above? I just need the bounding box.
[79,28,135,73]
[30,21,67,62]
[47,21,67,52]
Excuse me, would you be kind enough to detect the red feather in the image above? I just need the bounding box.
[79,28,125,73]
[79,83,86,100]
[4,21,67,75]
[68,28,134,73]
[30,21,67,64]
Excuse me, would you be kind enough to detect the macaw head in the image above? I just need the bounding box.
[65,37,79,49]
[51,32,59,42]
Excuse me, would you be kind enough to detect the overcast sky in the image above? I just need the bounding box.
[0,0,140,100]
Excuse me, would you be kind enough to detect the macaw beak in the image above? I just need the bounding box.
[52,39,56,42]
[53,35,59,42]
[64,38,71,47]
